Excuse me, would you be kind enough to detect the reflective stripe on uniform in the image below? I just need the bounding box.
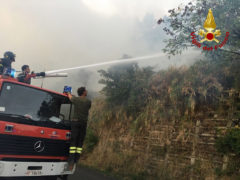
[76,147,82,154]
[70,147,77,150]
[69,150,76,153]
[69,147,77,153]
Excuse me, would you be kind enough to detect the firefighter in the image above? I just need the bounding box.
[67,87,91,165]
[0,51,16,74]
[17,65,45,84]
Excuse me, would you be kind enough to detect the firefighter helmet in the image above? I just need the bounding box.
[4,51,16,61]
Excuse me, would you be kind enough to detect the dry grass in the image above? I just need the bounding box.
[81,59,240,179]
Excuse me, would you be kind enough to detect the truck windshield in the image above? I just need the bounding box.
[0,82,71,122]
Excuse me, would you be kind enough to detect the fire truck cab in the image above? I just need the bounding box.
[0,76,75,179]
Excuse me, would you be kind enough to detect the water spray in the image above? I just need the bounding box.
[46,53,164,74]
[42,73,68,78]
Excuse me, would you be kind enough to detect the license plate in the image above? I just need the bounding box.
[25,170,43,176]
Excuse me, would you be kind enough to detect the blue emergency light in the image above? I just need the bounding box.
[63,86,72,94]
[5,68,16,78]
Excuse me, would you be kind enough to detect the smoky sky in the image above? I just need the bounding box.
[0,0,200,95]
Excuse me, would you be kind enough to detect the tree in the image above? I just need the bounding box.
[158,0,240,58]
[98,63,154,114]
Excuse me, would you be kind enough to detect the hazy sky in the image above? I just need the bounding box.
[0,0,195,93]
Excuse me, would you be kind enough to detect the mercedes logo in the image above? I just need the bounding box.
[34,141,45,152]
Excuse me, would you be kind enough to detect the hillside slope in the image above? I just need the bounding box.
[81,59,240,180]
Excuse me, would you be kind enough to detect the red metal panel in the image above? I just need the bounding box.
[0,120,70,140]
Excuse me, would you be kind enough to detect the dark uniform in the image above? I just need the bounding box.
[0,51,15,75]
[69,96,91,162]
[17,72,45,84]
[17,72,35,84]
[0,58,13,74]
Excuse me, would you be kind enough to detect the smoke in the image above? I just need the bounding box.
[0,0,200,96]
[40,50,200,98]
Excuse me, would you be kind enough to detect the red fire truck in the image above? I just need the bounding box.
[0,75,75,180]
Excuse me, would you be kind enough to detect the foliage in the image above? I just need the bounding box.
[87,3,240,175]
[216,128,240,155]
[215,159,240,177]
[149,61,225,117]
[98,63,154,114]
[216,128,240,179]
[158,0,240,58]
[85,58,240,179]
[84,128,99,153]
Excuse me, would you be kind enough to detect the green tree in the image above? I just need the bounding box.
[158,0,240,58]
[98,63,154,114]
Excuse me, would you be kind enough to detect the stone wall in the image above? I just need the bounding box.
[82,90,240,179]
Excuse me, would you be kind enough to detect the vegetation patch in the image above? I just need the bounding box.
[216,128,240,155]
[215,128,240,177]
[84,128,99,153]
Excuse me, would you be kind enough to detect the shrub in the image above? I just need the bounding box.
[216,128,240,155]
[84,128,99,153]
[98,63,154,115]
